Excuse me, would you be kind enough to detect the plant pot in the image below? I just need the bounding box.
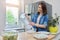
[49,26,58,33]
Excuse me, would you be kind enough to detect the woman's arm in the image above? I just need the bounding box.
[30,22,46,28]
[34,23,46,28]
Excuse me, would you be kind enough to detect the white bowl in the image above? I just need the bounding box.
[33,34,48,39]
[37,31,50,35]
[26,30,35,34]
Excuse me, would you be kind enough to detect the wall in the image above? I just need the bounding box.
[19,0,24,13]
[32,0,42,3]
[52,0,60,40]
[0,0,6,35]
[53,0,60,17]
[24,0,33,5]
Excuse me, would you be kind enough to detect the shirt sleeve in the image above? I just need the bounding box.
[43,15,48,27]
[31,14,34,22]
[31,13,36,22]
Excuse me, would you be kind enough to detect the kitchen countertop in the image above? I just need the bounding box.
[17,32,56,40]
[0,36,2,40]
[0,32,56,40]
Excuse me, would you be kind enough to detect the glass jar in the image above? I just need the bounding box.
[2,30,18,40]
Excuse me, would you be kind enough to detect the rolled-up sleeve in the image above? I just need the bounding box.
[43,15,48,27]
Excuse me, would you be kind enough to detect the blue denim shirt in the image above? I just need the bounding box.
[31,13,48,32]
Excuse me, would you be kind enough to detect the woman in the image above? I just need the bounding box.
[30,1,48,32]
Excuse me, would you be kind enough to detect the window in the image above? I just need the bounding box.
[6,0,25,32]
[6,0,19,25]
[6,0,19,5]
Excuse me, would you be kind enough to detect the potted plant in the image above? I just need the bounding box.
[48,13,60,33]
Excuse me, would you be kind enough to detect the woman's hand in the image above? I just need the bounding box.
[29,22,39,27]
[29,22,46,28]
[29,22,35,26]
[34,24,39,27]
[25,14,29,19]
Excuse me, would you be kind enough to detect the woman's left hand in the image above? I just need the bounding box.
[29,22,40,27]
[34,24,39,27]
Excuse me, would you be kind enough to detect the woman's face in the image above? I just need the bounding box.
[38,5,43,13]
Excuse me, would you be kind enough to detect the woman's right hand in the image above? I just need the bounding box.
[25,14,30,20]
[29,22,35,26]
